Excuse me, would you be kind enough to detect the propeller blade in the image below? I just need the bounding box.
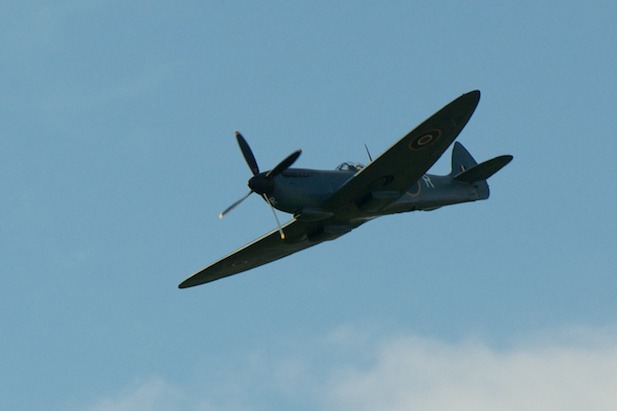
[266,149,302,178]
[222,132,301,234]
[235,131,260,176]
[262,194,286,239]
[219,191,253,219]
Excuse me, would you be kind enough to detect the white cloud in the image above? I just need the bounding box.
[326,330,617,411]
[85,327,617,411]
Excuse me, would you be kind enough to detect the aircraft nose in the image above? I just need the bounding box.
[248,174,274,195]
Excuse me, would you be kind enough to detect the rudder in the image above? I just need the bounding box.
[451,142,478,175]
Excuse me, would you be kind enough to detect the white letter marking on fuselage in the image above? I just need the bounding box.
[422,175,434,188]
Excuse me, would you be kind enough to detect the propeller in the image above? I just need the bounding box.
[219,131,301,239]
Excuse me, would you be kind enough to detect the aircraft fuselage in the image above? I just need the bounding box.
[267,167,488,220]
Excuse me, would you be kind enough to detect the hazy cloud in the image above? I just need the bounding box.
[85,378,184,411]
[85,326,617,411]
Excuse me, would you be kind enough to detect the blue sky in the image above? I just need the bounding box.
[2,1,617,410]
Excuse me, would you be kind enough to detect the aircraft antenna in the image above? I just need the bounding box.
[364,144,373,162]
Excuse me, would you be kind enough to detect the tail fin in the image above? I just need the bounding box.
[451,142,478,175]
[451,142,513,182]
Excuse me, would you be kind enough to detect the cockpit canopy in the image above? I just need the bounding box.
[335,162,365,172]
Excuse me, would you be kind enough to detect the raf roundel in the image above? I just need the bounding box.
[409,129,441,151]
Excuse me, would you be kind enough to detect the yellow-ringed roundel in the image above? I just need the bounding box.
[408,129,441,151]
[408,181,421,196]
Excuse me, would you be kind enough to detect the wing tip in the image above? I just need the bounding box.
[463,89,481,106]
[178,277,199,289]
[468,89,480,97]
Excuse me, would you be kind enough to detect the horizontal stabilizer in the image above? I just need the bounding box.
[454,155,513,182]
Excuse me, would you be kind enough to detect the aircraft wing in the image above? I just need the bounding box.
[324,90,481,210]
[178,218,351,288]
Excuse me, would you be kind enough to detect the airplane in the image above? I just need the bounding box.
[179,90,512,289]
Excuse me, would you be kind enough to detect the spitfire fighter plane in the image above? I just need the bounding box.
[179,90,512,288]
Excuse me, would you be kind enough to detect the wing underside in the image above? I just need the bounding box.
[178,218,354,288]
[324,90,481,210]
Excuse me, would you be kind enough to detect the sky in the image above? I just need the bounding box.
[2,1,617,410]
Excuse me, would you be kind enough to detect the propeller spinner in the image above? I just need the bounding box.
[219,131,301,239]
